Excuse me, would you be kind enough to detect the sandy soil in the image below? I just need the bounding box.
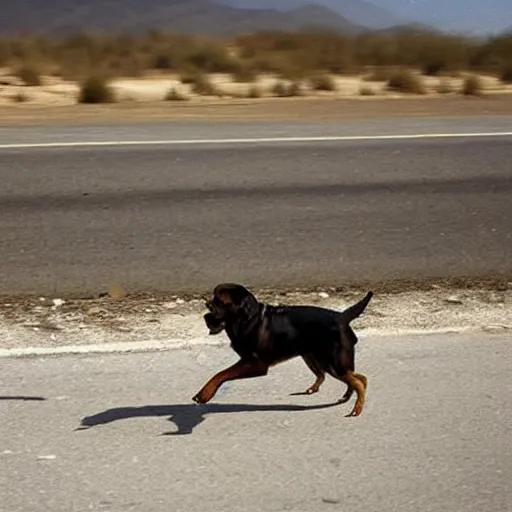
[1,70,512,125]
[1,281,510,350]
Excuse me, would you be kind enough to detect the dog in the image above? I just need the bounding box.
[192,283,373,417]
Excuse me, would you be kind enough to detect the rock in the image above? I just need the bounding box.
[115,326,132,333]
[86,306,107,316]
[52,298,65,308]
[318,292,329,299]
[321,497,340,504]
[444,295,463,305]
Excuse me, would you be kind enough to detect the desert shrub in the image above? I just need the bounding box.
[17,65,42,86]
[165,87,188,101]
[12,91,29,102]
[309,74,336,91]
[247,85,262,98]
[271,80,301,97]
[190,74,219,96]
[387,69,426,94]
[500,67,512,84]
[461,75,483,96]
[180,70,201,84]
[78,75,115,103]
[359,85,376,96]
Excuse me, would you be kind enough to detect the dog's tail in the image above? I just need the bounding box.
[340,291,373,323]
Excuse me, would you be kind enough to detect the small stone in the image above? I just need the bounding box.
[52,298,65,308]
[86,307,107,316]
[37,455,56,461]
[444,295,463,305]
[482,324,512,332]
[321,497,340,504]
[115,326,132,333]
[318,292,329,299]
[176,298,185,304]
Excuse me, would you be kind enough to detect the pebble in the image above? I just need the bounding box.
[444,295,463,304]
[318,292,329,299]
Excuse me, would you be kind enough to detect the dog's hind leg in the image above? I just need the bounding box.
[290,355,325,396]
[339,371,366,417]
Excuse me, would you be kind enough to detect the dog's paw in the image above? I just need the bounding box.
[192,390,210,404]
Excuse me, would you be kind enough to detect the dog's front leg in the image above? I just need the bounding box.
[192,358,268,404]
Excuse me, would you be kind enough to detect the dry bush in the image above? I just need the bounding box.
[500,67,512,84]
[359,85,376,96]
[78,75,115,103]
[190,74,220,96]
[165,87,188,101]
[247,85,262,98]
[309,74,336,91]
[461,75,484,96]
[387,69,426,94]
[271,80,302,97]
[16,65,42,86]
[12,91,29,102]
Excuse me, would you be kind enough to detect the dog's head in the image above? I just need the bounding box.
[203,283,260,335]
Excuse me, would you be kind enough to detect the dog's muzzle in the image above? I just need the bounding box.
[203,312,225,335]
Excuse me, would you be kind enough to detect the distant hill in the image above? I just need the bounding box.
[1,0,363,35]
[216,0,402,29]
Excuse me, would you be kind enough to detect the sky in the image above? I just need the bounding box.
[370,0,512,33]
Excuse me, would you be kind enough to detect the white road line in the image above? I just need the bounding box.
[1,131,512,149]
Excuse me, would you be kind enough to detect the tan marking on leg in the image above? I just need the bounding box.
[340,371,366,417]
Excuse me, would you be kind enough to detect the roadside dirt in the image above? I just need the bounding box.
[2,94,512,126]
[1,279,510,350]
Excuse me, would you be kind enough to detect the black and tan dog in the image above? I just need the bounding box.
[192,283,373,417]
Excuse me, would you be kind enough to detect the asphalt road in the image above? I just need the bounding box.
[1,332,511,512]
[1,118,512,295]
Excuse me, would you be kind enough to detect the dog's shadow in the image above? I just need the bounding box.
[78,401,341,436]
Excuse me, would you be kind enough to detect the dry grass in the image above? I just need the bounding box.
[309,74,337,91]
[164,87,188,101]
[359,85,376,96]
[78,76,115,104]
[1,29,511,87]
[16,65,42,86]
[461,75,484,96]
[387,70,426,94]
[190,74,220,96]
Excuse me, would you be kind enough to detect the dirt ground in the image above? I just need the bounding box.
[1,71,512,125]
[1,278,510,350]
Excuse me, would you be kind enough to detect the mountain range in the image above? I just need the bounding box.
[1,0,363,35]
[1,0,511,36]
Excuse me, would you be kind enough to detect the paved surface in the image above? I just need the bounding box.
[1,119,512,295]
[1,332,511,512]
[1,116,512,145]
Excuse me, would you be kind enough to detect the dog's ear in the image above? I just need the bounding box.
[213,283,259,318]
[237,293,260,320]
